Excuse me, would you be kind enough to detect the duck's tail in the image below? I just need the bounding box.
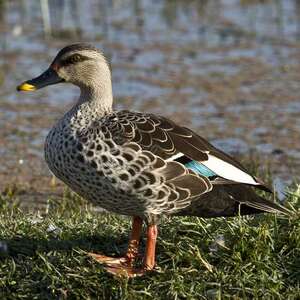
[174,184,292,218]
[224,185,292,216]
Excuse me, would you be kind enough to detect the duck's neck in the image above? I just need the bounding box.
[67,79,113,124]
[78,83,113,114]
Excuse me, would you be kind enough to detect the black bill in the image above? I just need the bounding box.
[17,68,64,92]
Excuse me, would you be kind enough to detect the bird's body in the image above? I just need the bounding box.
[44,108,174,218]
[45,106,211,221]
[17,43,291,277]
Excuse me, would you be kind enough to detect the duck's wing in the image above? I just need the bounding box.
[76,126,213,216]
[102,110,270,191]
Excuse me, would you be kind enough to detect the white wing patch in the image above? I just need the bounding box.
[166,152,258,186]
[201,154,259,185]
[166,152,184,162]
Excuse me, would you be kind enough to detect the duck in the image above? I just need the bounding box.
[17,43,291,277]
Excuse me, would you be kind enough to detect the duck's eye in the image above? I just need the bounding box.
[63,54,83,65]
[69,54,82,63]
[61,54,90,66]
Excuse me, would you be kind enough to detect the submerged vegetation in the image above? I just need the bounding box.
[0,185,299,299]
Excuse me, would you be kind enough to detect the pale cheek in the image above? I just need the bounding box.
[78,68,96,83]
[57,69,69,81]
[58,64,98,84]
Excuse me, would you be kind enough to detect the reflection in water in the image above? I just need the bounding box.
[1,0,300,45]
[0,0,299,209]
[40,0,51,36]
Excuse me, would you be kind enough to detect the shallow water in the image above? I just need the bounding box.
[0,0,299,209]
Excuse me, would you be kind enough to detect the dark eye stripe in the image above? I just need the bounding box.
[61,54,90,66]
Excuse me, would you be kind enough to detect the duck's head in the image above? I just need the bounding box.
[17,43,111,92]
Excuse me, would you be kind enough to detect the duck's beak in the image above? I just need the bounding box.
[17,68,64,92]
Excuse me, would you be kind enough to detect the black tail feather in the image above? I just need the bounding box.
[225,185,292,216]
[174,184,292,218]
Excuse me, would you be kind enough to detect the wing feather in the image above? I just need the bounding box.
[101,110,268,190]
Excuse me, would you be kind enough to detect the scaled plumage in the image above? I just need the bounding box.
[17,43,291,277]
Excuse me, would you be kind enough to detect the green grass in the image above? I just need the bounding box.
[0,186,299,300]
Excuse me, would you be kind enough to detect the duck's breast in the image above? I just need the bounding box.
[44,122,167,217]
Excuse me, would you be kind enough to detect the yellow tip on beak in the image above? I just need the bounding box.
[17,83,36,92]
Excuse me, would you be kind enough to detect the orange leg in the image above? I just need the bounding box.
[88,216,144,276]
[125,216,143,263]
[89,218,159,277]
[144,224,158,270]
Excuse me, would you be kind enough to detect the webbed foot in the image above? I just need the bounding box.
[88,252,146,277]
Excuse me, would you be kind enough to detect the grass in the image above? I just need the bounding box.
[0,186,299,300]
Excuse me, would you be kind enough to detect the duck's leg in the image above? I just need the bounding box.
[125,216,143,263]
[106,224,158,277]
[143,224,158,270]
[88,216,143,270]
[89,219,158,277]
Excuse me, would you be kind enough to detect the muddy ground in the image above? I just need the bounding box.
[0,0,299,210]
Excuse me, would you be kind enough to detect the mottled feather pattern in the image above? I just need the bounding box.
[101,110,273,191]
[44,106,288,223]
[45,113,212,222]
[102,110,239,166]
